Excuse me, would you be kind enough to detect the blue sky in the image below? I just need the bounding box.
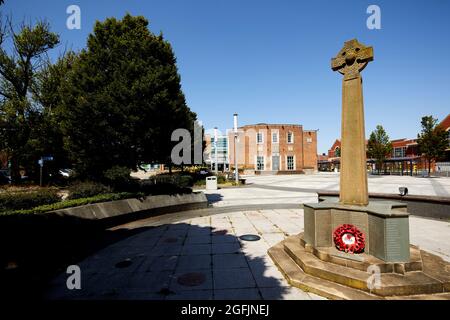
[2,0,450,153]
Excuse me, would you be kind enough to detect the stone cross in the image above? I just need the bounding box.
[331,39,374,206]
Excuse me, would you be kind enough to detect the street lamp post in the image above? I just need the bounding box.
[233,113,239,184]
[214,127,218,175]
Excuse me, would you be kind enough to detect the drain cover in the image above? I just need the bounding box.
[177,272,206,287]
[239,234,261,241]
[115,258,133,268]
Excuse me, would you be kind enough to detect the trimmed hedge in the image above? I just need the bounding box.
[0,188,60,212]
[2,192,139,216]
[67,181,111,200]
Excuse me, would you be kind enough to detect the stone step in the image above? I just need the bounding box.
[282,236,445,296]
[268,242,381,300]
[283,237,371,290]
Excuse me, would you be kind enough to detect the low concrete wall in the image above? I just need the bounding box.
[48,192,208,222]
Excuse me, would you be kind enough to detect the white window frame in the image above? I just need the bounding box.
[287,131,294,144]
[272,131,279,144]
[256,155,265,170]
[256,132,264,144]
[286,155,295,171]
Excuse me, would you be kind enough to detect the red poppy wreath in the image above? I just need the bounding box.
[333,224,365,254]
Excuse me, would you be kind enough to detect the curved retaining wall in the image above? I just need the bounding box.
[48,192,208,222]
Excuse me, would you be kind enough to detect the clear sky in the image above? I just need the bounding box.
[2,0,450,153]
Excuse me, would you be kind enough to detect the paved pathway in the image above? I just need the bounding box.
[243,172,450,197]
[46,173,450,300]
[46,207,325,300]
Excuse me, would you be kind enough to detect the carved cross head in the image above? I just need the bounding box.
[331,39,374,80]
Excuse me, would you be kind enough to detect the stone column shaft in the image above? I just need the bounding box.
[339,75,368,205]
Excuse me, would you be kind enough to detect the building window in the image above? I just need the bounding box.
[287,132,294,144]
[306,137,312,143]
[272,132,278,144]
[257,156,264,170]
[257,132,263,144]
[287,156,294,170]
[393,147,406,158]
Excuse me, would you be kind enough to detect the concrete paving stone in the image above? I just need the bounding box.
[144,255,178,272]
[259,286,312,300]
[167,289,214,300]
[83,270,134,296]
[250,266,290,288]
[156,236,185,246]
[243,250,271,260]
[233,228,258,236]
[254,226,282,234]
[212,227,236,235]
[81,252,147,276]
[187,227,213,236]
[247,254,276,267]
[261,233,286,246]
[240,241,270,254]
[212,235,238,244]
[214,288,261,300]
[149,245,183,256]
[181,244,212,255]
[213,253,248,269]
[212,242,242,254]
[213,267,256,289]
[168,223,190,231]
[185,235,212,244]
[176,254,212,271]
[128,270,173,292]
[308,292,327,300]
[163,229,188,237]
[169,269,213,292]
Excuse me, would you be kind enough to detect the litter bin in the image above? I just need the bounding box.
[206,176,217,190]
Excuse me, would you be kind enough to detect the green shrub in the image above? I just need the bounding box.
[102,166,135,191]
[67,181,111,200]
[3,192,139,215]
[0,188,60,212]
[176,175,193,188]
[217,175,227,184]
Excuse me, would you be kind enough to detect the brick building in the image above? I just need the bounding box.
[438,114,450,161]
[227,124,318,174]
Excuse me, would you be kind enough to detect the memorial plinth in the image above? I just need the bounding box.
[268,39,450,299]
[303,199,410,262]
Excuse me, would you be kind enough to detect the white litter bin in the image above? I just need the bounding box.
[206,176,217,190]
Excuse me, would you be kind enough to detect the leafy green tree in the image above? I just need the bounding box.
[417,116,450,174]
[59,14,196,179]
[0,18,59,183]
[367,125,392,174]
[28,52,77,180]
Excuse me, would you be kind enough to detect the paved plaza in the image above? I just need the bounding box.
[46,173,450,300]
[243,172,450,197]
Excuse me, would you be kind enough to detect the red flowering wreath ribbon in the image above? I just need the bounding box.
[333,224,365,254]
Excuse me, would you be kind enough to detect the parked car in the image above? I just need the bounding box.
[59,169,74,178]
